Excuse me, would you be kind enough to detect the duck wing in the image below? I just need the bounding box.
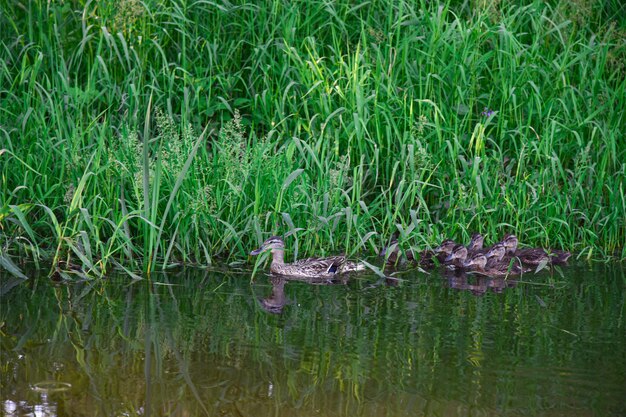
[339,260,366,273]
[292,255,347,275]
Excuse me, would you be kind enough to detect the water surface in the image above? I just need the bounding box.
[1,263,625,416]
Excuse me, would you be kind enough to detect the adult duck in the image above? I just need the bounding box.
[250,236,365,278]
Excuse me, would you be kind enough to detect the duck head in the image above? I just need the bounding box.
[435,239,457,255]
[250,236,285,255]
[468,233,485,251]
[445,244,468,263]
[502,234,518,255]
[485,243,507,263]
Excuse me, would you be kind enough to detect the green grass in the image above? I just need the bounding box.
[1,0,625,276]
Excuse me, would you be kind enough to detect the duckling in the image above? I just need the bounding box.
[467,233,485,254]
[250,236,365,278]
[442,233,487,269]
[416,249,437,268]
[484,243,508,266]
[412,239,457,269]
[433,239,458,262]
[444,244,468,269]
[462,253,487,272]
[501,234,550,266]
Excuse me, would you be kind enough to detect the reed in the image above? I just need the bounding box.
[1,0,624,275]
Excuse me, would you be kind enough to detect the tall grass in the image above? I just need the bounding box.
[1,0,625,275]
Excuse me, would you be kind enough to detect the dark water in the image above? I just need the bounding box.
[1,263,625,417]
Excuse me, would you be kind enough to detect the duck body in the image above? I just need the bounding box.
[271,255,360,278]
[251,236,365,278]
[514,248,550,266]
[502,234,570,266]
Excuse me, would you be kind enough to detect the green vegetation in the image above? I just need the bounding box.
[1,0,625,275]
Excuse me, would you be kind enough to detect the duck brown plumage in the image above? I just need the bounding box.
[467,233,485,254]
[464,243,529,276]
[501,234,553,266]
[250,236,365,278]
[444,244,468,269]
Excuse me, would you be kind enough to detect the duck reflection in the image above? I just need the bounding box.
[259,274,348,314]
[259,276,288,314]
[444,271,518,296]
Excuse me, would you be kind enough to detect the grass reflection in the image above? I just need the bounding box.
[1,264,625,416]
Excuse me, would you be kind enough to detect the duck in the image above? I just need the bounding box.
[433,239,458,262]
[381,235,459,269]
[414,239,457,269]
[502,234,570,266]
[467,233,485,254]
[547,249,572,264]
[250,236,365,278]
[483,243,509,267]
[444,244,468,269]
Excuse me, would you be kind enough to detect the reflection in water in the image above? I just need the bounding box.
[260,274,349,314]
[260,276,287,313]
[445,271,518,296]
[1,263,625,417]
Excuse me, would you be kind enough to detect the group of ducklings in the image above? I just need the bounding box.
[384,233,571,276]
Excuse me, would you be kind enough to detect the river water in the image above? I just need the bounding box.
[1,262,625,416]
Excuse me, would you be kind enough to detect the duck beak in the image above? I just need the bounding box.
[250,247,263,256]
[444,253,454,262]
